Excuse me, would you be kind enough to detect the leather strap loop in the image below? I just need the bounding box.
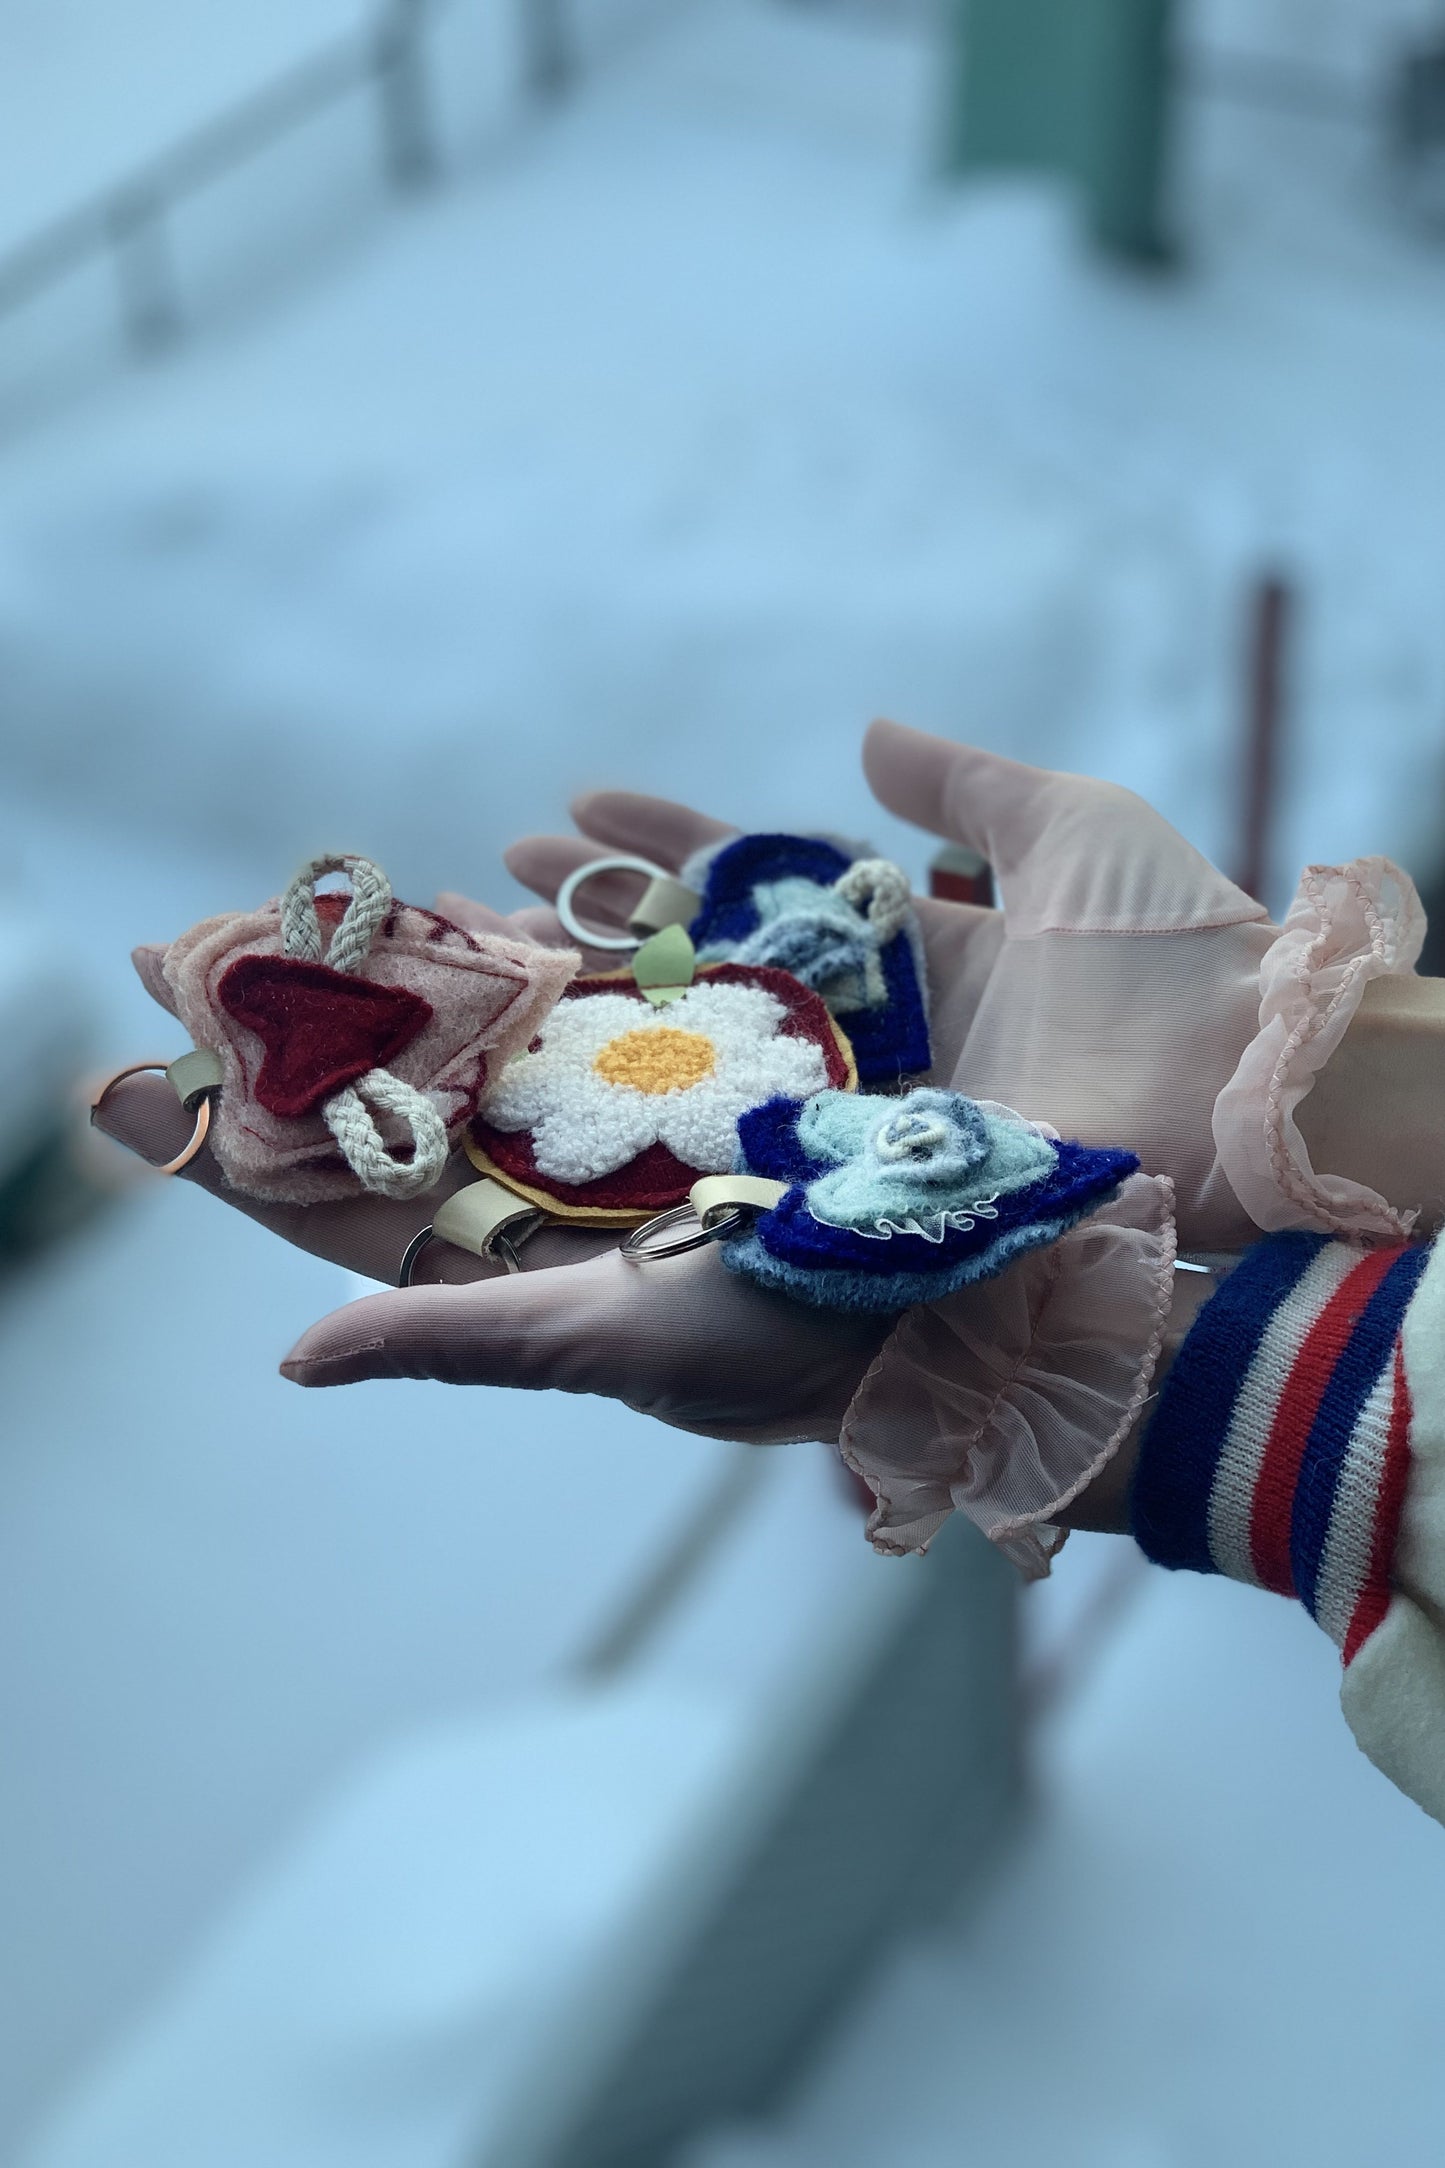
[688,1173,788,1226]
[433,1177,544,1259]
[166,1048,224,1110]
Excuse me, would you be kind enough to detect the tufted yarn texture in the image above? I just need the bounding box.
[686,832,931,1084]
[723,1087,1137,1310]
[471,963,856,1224]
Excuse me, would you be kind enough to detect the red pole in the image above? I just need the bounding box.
[929,842,995,909]
[1236,572,1292,907]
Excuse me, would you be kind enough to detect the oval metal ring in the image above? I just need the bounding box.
[90,1061,213,1176]
[399,1223,528,1287]
[555,854,670,953]
[620,1202,748,1263]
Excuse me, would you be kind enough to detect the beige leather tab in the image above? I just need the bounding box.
[633,923,697,1007]
[166,1048,224,1109]
[689,1173,789,1227]
[629,874,701,938]
[434,1178,541,1259]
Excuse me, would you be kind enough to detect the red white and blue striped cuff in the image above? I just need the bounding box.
[1131,1233,1429,1663]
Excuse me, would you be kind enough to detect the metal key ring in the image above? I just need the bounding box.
[90,1060,214,1176]
[554,854,676,953]
[620,1202,748,1262]
[399,1219,533,1287]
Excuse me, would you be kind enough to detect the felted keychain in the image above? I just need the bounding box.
[621,1085,1138,1312]
[465,931,857,1227]
[554,830,931,1085]
[93,853,577,1205]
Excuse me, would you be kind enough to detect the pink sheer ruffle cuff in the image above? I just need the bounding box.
[838,1174,1176,1581]
[1212,858,1425,1242]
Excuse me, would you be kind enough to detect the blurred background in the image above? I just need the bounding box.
[3,0,1445,2160]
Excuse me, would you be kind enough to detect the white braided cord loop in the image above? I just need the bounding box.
[281,854,392,973]
[834,857,911,945]
[322,1069,449,1200]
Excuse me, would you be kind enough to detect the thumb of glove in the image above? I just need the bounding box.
[280,1246,888,1445]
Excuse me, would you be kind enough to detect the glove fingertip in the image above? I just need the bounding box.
[280,1340,388,1387]
[131,942,180,1017]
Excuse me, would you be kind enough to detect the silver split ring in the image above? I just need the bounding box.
[555,855,696,953]
[620,1202,748,1263]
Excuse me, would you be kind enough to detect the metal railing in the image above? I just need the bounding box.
[0,0,569,357]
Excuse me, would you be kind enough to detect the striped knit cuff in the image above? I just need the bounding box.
[1131,1232,1428,1659]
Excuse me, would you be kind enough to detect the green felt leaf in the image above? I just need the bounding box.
[633,923,696,1005]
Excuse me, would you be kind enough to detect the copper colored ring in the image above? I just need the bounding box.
[90,1061,214,1176]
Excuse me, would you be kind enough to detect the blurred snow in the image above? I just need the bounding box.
[4,1,1445,914]
[689,1562,1445,2168]
[3,0,1445,2159]
[0,0,361,250]
[21,1686,752,2168]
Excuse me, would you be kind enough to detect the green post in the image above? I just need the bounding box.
[943,0,1175,265]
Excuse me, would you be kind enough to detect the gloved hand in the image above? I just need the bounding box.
[492,718,1427,1255]
[94,1060,887,1445]
[96,720,1425,1463]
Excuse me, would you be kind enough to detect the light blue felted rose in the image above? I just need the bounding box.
[687,834,931,1083]
[697,875,883,1013]
[797,1087,1059,1242]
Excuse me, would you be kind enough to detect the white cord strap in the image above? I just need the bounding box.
[833,857,912,945]
[281,853,445,1199]
[323,1068,449,1201]
[281,853,393,973]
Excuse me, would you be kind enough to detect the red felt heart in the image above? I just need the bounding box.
[218,955,433,1119]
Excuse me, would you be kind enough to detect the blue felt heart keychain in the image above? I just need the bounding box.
[682,833,932,1085]
[624,1086,1138,1312]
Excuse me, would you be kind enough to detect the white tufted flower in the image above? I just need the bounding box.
[484,976,836,1184]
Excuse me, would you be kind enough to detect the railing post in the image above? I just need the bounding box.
[375,0,438,189]
[1235,571,1292,910]
[107,189,180,354]
[521,0,571,101]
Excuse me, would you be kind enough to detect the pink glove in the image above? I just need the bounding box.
[93,1066,886,1444]
[495,719,1425,1254]
[96,722,1423,1501]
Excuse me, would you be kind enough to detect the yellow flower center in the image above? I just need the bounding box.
[593,1026,716,1095]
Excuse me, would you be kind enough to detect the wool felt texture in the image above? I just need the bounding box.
[1132,1229,1445,1826]
[156,883,578,1205]
[797,1089,1059,1234]
[470,964,857,1225]
[722,1087,1137,1311]
[216,955,433,1120]
[685,833,931,1085]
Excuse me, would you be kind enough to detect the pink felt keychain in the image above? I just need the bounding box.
[142,853,577,1204]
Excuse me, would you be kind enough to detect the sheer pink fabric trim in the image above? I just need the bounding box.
[838,1174,1176,1581]
[1212,859,1425,1242]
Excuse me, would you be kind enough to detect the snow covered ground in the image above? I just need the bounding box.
[688,1558,1445,2168]
[3,0,1445,2159]
[5,0,1445,912]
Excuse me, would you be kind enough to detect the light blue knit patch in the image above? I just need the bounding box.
[797,1088,1058,1242]
[697,875,885,1015]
